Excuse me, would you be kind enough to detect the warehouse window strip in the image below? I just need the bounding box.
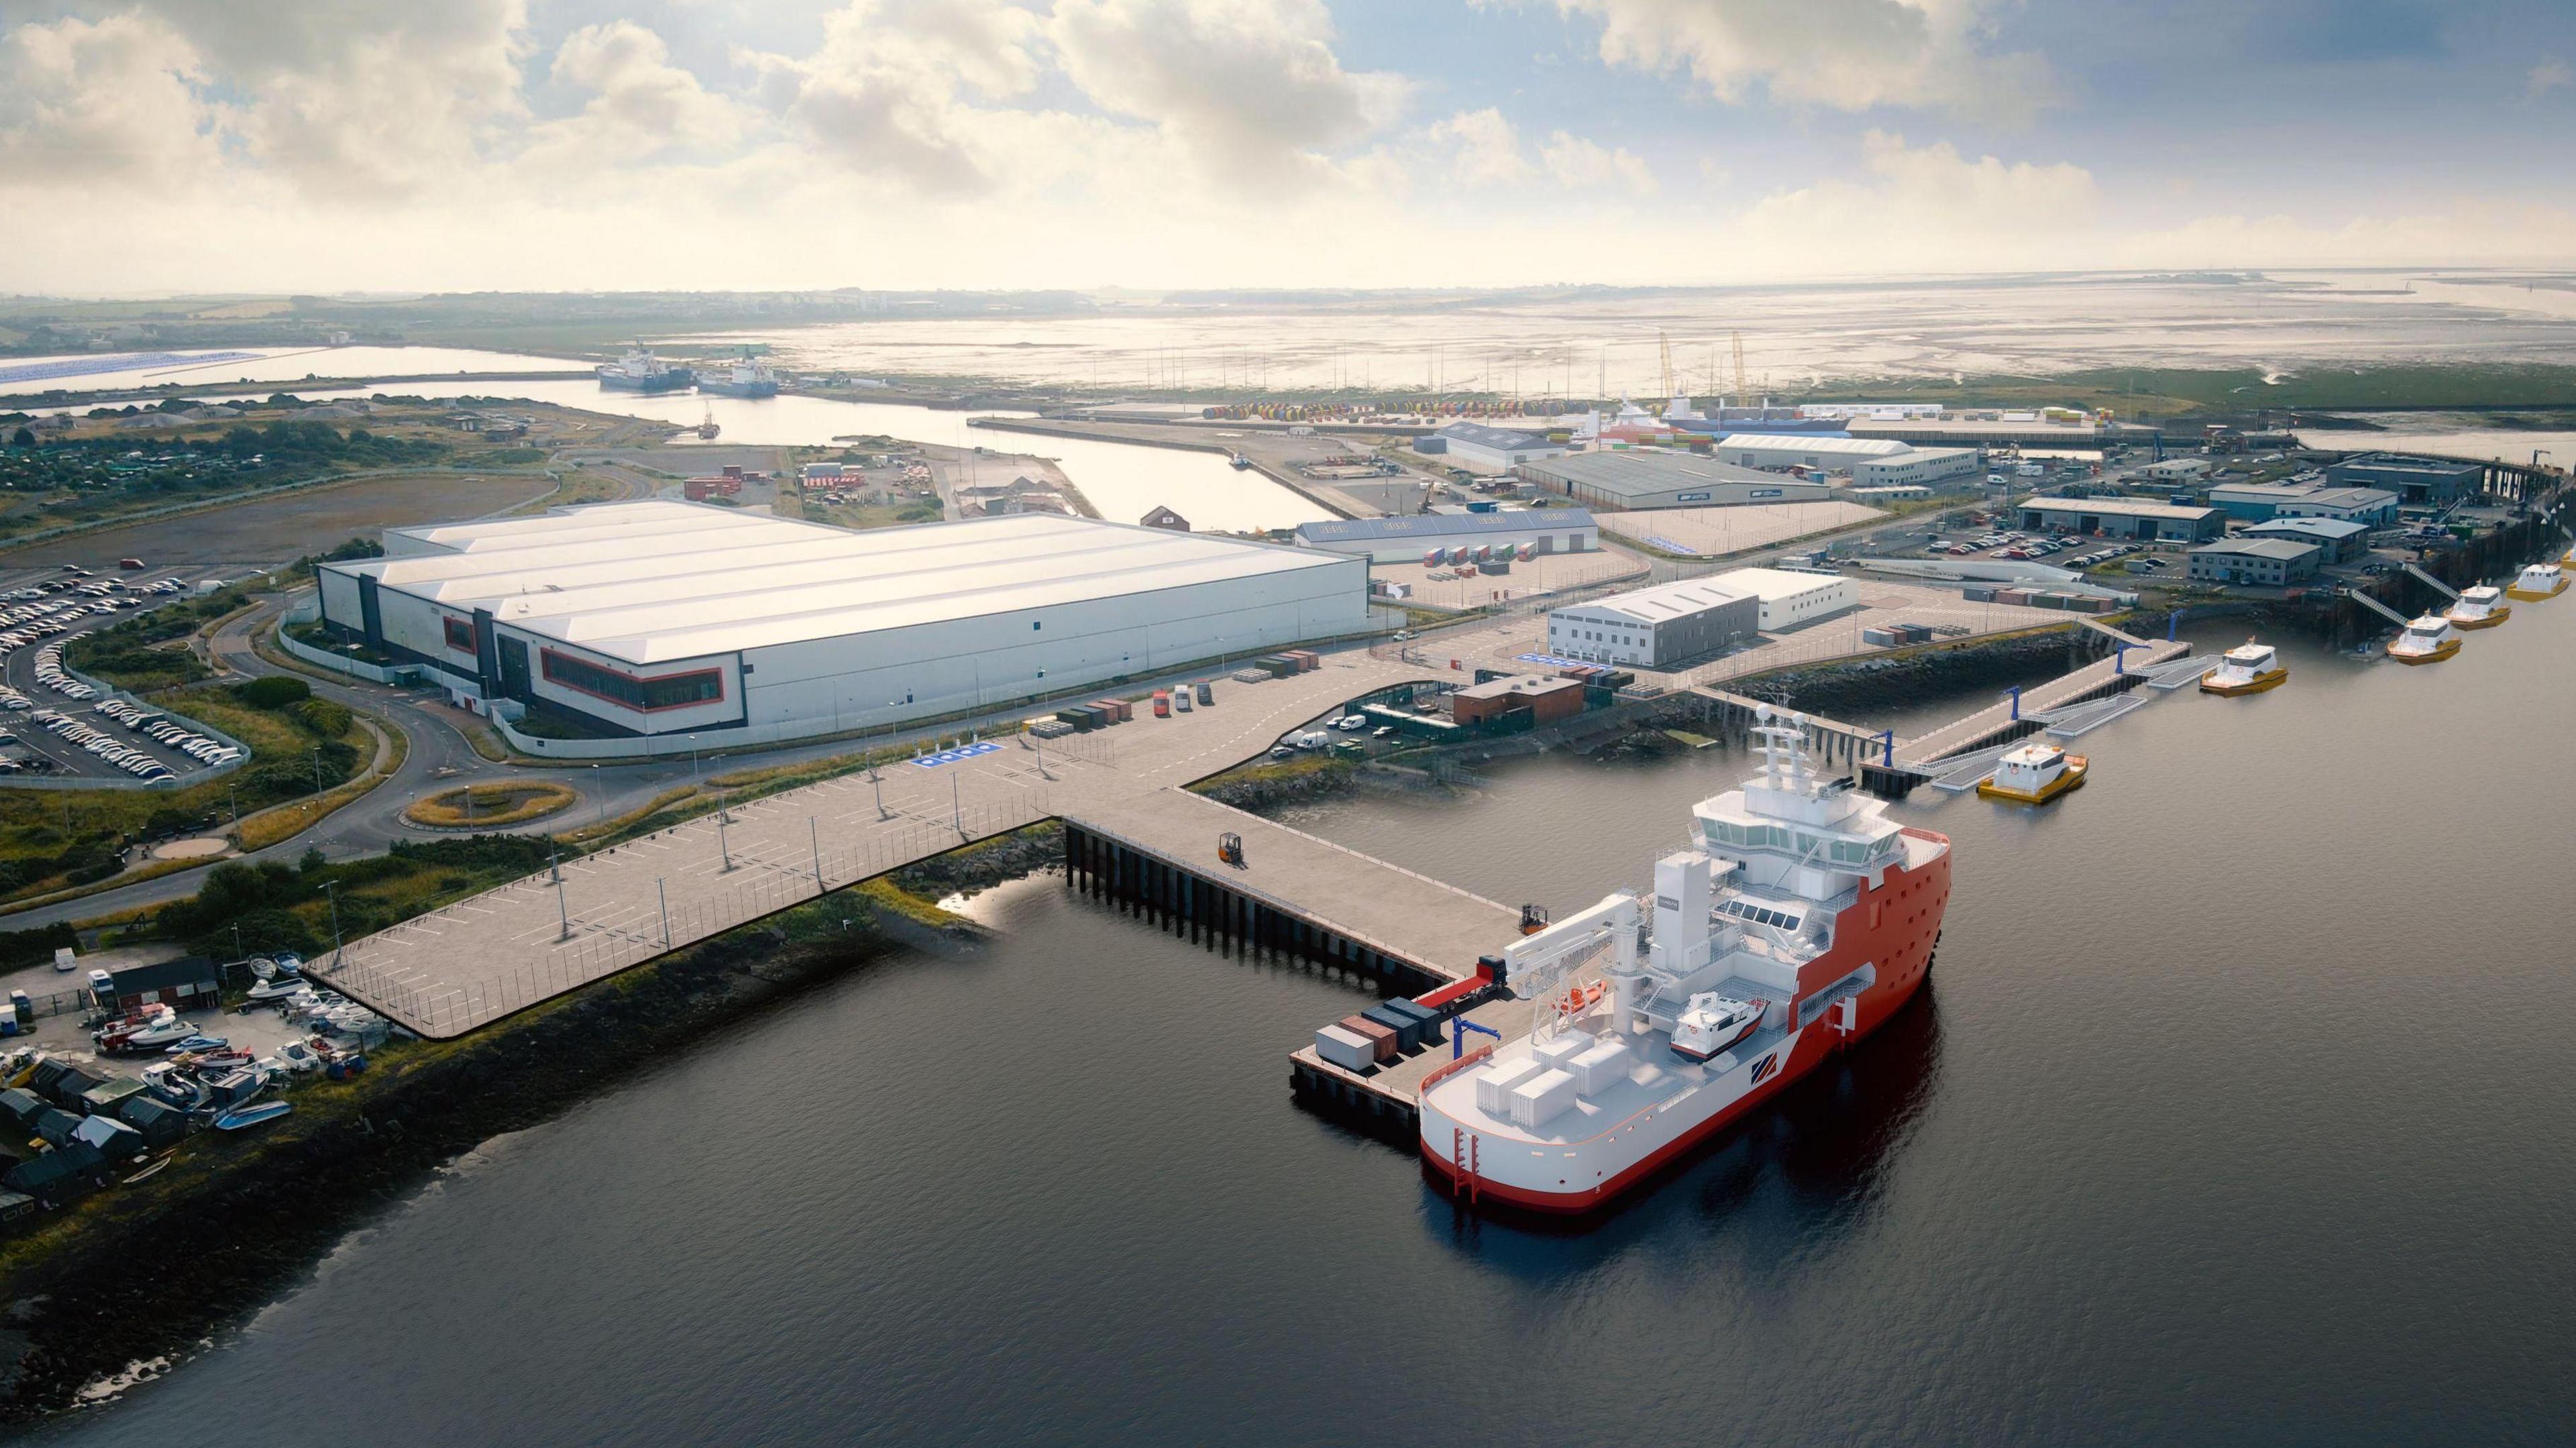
[539,650,725,712]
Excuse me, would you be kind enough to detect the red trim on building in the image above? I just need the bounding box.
[537,648,727,714]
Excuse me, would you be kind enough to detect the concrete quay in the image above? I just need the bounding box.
[315,650,1440,1038]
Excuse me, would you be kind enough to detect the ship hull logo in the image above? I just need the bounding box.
[1750,1053,1780,1085]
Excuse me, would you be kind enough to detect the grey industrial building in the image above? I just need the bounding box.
[2243,516,2372,563]
[2019,496,2225,542]
[1545,577,1758,668]
[2208,482,2400,525]
[1292,507,1597,563]
[1515,451,1833,510]
[2187,538,2322,586]
[319,502,1368,740]
[1413,421,1567,473]
[2326,453,2483,505]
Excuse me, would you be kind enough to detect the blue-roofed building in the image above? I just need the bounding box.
[1415,421,1566,473]
[1293,508,1598,563]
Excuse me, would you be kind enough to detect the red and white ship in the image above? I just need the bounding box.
[1418,705,1950,1214]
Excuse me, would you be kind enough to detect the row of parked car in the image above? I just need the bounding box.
[29,640,96,700]
[30,709,182,779]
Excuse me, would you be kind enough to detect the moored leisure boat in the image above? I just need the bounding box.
[1978,741,2088,803]
[2387,614,2462,665]
[2444,585,2511,629]
[2201,638,2290,695]
[2506,561,2567,600]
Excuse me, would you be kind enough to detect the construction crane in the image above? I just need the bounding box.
[1658,329,1675,401]
[1731,331,1750,408]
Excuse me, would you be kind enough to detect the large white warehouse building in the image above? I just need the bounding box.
[319,502,1368,740]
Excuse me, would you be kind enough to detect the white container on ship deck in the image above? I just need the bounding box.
[1314,1025,1376,1072]
[1509,1068,1579,1129]
[1532,1034,1586,1070]
[1475,1056,1546,1115]
[1569,1038,1633,1096]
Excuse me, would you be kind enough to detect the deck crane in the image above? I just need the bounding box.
[1501,890,1644,1044]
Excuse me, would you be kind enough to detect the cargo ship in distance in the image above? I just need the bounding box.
[700,351,780,398]
[596,345,695,394]
[1418,706,1949,1215]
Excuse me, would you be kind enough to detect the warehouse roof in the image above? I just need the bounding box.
[1707,565,1851,601]
[334,502,1355,665]
[1433,421,1556,452]
[2023,496,2220,521]
[2190,538,2319,559]
[1517,450,1794,498]
[1716,434,1913,457]
[1562,576,1751,626]
[1295,508,1595,545]
[2243,516,2369,541]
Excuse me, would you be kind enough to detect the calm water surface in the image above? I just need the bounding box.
[39,604,2576,1445]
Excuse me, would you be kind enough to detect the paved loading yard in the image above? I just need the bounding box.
[316,651,1445,1037]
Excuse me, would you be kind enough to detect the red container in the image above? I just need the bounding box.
[1340,1015,1399,1062]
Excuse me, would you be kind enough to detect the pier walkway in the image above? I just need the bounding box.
[1065,789,1520,986]
[1895,622,2188,767]
[315,651,1443,1038]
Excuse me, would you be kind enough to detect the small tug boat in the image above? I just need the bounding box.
[2444,585,2511,629]
[2387,614,2463,665]
[1978,741,2087,803]
[2506,561,2568,600]
[1669,993,1766,1062]
[2200,638,2290,695]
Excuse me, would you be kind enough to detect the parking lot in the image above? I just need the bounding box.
[0,564,250,783]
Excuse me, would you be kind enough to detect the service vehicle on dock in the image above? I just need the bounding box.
[1415,706,1949,1215]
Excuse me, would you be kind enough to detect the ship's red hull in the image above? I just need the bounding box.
[1421,828,1950,1215]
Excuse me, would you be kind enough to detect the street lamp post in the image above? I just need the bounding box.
[809,817,824,888]
[321,879,344,965]
[549,845,570,941]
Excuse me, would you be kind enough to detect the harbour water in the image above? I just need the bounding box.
[37,600,2576,1445]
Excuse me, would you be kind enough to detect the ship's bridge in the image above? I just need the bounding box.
[1695,790,1905,875]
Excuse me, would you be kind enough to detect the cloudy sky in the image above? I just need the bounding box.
[4,0,2573,295]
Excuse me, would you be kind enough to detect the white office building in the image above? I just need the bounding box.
[1546,579,1758,668]
[1704,566,1860,630]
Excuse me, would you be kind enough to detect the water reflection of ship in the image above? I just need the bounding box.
[1423,989,1943,1246]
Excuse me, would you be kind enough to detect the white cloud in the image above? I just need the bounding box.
[1517,0,2056,125]
[527,21,755,166]
[1050,0,1408,178]
[2528,58,2571,99]
[139,0,532,198]
[0,13,215,185]
[1426,108,1534,184]
[1541,131,1657,194]
[742,0,1047,196]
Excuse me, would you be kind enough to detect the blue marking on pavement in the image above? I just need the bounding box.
[914,741,1002,769]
